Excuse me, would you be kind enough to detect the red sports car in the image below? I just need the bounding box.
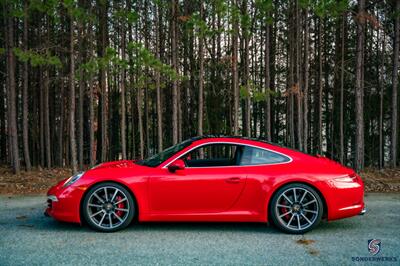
[45,136,365,233]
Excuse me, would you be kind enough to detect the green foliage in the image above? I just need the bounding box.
[241,12,251,37]
[311,0,349,18]
[127,42,179,82]
[113,9,138,24]
[0,48,5,56]
[13,48,61,67]
[186,11,210,38]
[240,81,279,101]
[255,0,274,24]
[29,0,59,17]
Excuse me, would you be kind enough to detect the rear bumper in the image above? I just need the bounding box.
[323,175,365,221]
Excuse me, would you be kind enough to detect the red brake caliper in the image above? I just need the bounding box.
[281,199,290,221]
[115,196,124,217]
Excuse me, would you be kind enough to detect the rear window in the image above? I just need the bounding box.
[239,146,290,165]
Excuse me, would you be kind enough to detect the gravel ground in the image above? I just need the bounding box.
[0,193,399,265]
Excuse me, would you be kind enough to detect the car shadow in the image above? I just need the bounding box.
[16,210,361,235]
[125,221,281,234]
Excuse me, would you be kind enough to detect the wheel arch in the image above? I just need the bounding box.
[267,181,328,222]
[79,180,139,225]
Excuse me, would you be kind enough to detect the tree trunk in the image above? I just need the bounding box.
[44,67,51,168]
[69,18,78,174]
[354,0,365,171]
[378,29,385,169]
[242,0,251,137]
[23,1,31,171]
[295,0,303,151]
[198,2,204,137]
[232,0,239,136]
[264,14,271,141]
[171,0,178,144]
[156,3,163,152]
[391,0,400,168]
[7,11,20,174]
[78,25,84,169]
[120,15,127,160]
[339,13,346,164]
[99,0,108,162]
[303,9,309,153]
[318,17,323,154]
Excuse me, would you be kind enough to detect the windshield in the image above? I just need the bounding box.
[135,139,193,167]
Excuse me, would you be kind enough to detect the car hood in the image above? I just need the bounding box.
[93,160,137,170]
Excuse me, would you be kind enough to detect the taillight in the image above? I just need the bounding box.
[334,173,358,183]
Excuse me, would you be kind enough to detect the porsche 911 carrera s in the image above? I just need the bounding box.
[45,136,365,234]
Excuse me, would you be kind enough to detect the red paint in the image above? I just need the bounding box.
[45,137,364,225]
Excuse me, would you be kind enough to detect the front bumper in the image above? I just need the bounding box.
[45,180,85,224]
[359,207,366,215]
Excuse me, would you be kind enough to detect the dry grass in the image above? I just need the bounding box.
[0,166,70,195]
[360,168,400,193]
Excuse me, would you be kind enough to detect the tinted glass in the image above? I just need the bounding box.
[136,139,193,167]
[239,146,290,165]
[181,144,242,167]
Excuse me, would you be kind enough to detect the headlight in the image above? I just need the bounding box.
[63,172,85,187]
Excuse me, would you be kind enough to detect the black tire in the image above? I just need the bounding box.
[82,182,135,232]
[269,183,323,234]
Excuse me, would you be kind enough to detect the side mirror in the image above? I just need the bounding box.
[168,159,185,173]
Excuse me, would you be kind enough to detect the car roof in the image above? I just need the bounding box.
[189,135,312,157]
[190,135,279,146]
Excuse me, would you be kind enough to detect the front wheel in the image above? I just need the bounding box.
[270,183,323,234]
[82,182,135,232]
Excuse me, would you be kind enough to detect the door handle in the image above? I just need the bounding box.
[226,177,241,184]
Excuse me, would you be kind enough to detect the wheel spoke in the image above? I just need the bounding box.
[113,212,123,223]
[115,198,127,205]
[109,213,113,228]
[90,209,104,218]
[93,192,104,204]
[88,203,102,208]
[115,208,129,212]
[277,204,291,208]
[279,210,292,218]
[303,199,316,207]
[297,214,301,229]
[293,188,297,202]
[301,213,312,225]
[287,213,295,226]
[98,212,106,225]
[299,190,308,204]
[282,193,293,205]
[110,189,119,202]
[303,209,317,214]
[104,187,108,201]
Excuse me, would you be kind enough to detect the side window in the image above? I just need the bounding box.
[181,144,242,167]
[239,146,290,165]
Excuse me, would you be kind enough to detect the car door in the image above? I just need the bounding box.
[149,143,247,213]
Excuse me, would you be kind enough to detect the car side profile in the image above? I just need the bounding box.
[45,136,365,234]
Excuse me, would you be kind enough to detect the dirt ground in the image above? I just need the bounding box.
[0,165,399,195]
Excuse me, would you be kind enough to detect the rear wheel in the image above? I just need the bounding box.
[270,183,323,234]
[82,182,135,232]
